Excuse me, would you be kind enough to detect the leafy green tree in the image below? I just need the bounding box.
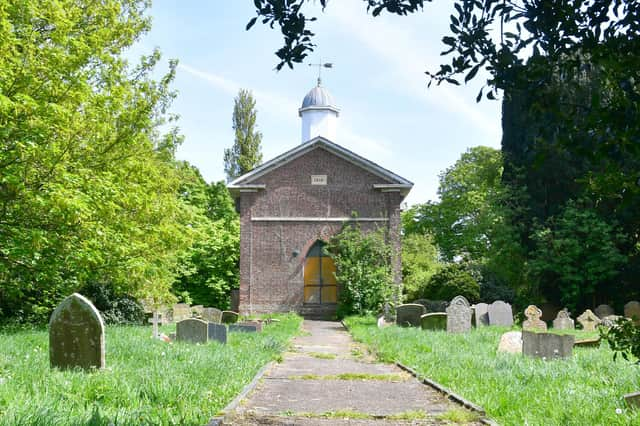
[421,263,480,303]
[401,233,441,302]
[0,0,192,323]
[327,224,392,317]
[224,89,263,181]
[172,164,240,308]
[529,200,626,311]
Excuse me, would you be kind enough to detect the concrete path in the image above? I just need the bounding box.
[224,320,482,425]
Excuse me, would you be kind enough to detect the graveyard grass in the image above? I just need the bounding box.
[345,316,640,426]
[0,314,301,425]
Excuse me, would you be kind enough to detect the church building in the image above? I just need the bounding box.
[228,81,412,317]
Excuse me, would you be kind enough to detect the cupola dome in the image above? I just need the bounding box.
[298,79,340,143]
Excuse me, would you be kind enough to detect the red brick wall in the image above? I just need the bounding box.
[238,146,405,314]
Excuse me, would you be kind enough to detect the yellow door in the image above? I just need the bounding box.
[303,241,337,304]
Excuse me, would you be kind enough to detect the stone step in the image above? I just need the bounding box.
[299,303,337,320]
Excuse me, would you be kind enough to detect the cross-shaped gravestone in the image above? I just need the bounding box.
[148,311,161,338]
[577,309,601,331]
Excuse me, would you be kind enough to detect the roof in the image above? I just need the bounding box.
[228,136,413,196]
[298,83,340,116]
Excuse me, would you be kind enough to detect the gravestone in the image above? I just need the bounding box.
[420,313,447,331]
[396,304,426,327]
[522,305,547,332]
[229,324,258,333]
[176,318,208,344]
[207,323,227,344]
[574,337,601,348]
[446,296,472,333]
[624,391,640,409]
[148,311,162,338]
[172,303,192,322]
[497,331,522,354]
[577,309,601,331]
[191,305,204,317]
[601,315,622,328]
[552,309,575,330]
[594,304,615,319]
[624,301,640,325]
[377,315,392,328]
[49,293,105,370]
[488,301,514,327]
[540,303,561,323]
[202,307,223,323]
[522,331,574,360]
[221,311,239,324]
[473,303,489,327]
[239,320,262,332]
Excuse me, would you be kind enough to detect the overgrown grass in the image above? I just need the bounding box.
[345,316,640,426]
[0,314,302,425]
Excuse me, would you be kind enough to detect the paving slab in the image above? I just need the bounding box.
[226,320,481,425]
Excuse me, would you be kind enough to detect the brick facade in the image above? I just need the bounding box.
[231,138,410,315]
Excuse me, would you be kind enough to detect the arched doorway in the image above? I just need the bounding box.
[303,240,337,304]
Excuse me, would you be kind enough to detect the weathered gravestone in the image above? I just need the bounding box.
[240,320,263,332]
[574,337,601,348]
[202,307,223,323]
[221,311,239,324]
[624,301,640,325]
[552,309,575,330]
[594,304,615,319]
[207,323,227,344]
[191,305,204,318]
[176,318,208,344]
[49,293,105,370]
[396,304,426,327]
[522,331,574,360]
[522,305,547,332]
[229,324,258,333]
[577,309,601,331]
[601,315,622,327]
[497,331,523,354]
[420,313,447,331]
[488,301,514,327]
[473,303,489,327]
[172,303,192,322]
[446,296,472,333]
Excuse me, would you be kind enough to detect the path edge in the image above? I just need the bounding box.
[206,360,276,426]
[341,319,498,426]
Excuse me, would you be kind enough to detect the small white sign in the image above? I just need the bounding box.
[311,175,327,185]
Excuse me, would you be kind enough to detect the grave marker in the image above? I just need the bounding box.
[594,304,615,319]
[497,331,522,354]
[552,309,575,330]
[488,301,514,327]
[176,318,208,344]
[446,296,472,333]
[396,304,426,327]
[229,324,258,333]
[624,301,640,325]
[522,331,574,360]
[202,307,223,323]
[473,303,489,327]
[221,311,239,324]
[577,309,601,331]
[49,293,105,370]
[207,323,227,344]
[420,313,447,331]
[522,305,547,332]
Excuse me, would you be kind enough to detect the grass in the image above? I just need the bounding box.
[0,313,302,425]
[344,316,640,426]
[287,372,406,381]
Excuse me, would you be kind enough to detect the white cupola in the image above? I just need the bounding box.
[298,78,340,143]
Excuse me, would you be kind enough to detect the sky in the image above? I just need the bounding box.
[133,1,502,206]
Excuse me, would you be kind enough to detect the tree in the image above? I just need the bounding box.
[405,147,503,263]
[224,89,263,181]
[400,232,441,302]
[0,0,192,323]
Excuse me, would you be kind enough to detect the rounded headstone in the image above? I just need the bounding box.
[49,293,105,370]
[488,300,514,327]
[497,331,522,354]
[624,301,640,325]
[594,304,615,319]
[396,304,426,327]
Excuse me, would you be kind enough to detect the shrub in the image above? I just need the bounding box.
[421,264,480,303]
[478,269,516,303]
[81,282,146,325]
[602,318,640,363]
[327,224,392,318]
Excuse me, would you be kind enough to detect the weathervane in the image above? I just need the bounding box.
[309,59,333,86]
